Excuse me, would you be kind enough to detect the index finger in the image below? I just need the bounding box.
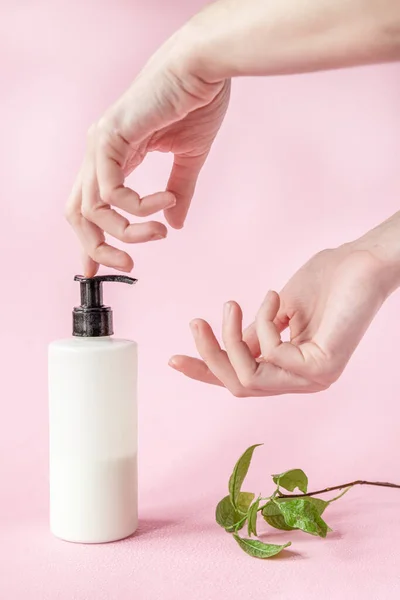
[66,164,134,274]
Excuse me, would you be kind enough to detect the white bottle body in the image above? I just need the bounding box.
[48,337,138,543]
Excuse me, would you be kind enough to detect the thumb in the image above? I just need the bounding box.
[164,152,208,229]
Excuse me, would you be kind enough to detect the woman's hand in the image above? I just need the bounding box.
[66,31,230,276]
[65,0,400,277]
[169,219,400,397]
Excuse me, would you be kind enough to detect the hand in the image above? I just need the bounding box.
[66,31,230,276]
[169,238,400,397]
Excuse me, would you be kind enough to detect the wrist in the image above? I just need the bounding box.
[350,212,400,293]
[161,21,228,109]
[354,212,400,263]
[168,10,227,85]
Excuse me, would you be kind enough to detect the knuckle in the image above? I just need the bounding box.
[64,203,78,224]
[97,116,109,133]
[238,372,254,389]
[87,118,111,146]
[97,118,115,148]
[260,349,273,363]
[64,203,73,223]
[90,246,102,260]
[132,202,146,217]
[80,204,93,220]
[231,387,246,398]
[89,238,105,257]
[99,185,114,205]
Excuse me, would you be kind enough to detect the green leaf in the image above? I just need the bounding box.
[247,498,260,537]
[237,492,256,514]
[262,496,329,532]
[233,535,291,559]
[272,469,308,494]
[216,492,255,532]
[262,500,296,531]
[276,498,329,538]
[229,444,262,508]
[305,497,329,516]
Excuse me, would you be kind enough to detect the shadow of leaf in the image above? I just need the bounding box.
[267,548,303,561]
[259,526,343,544]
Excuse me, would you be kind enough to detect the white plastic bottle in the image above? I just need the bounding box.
[48,275,138,543]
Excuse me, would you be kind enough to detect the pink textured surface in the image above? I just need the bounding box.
[1,1,400,598]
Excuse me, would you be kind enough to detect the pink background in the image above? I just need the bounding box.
[1,1,400,598]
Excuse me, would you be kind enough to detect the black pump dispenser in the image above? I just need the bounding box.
[73,275,137,337]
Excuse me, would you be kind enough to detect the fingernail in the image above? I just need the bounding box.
[190,321,199,335]
[224,302,232,319]
[168,357,177,368]
[151,232,166,241]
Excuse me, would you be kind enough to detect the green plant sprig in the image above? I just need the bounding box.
[216,444,400,559]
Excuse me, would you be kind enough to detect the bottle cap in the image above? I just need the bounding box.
[73,275,137,337]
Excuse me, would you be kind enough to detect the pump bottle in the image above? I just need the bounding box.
[48,275,138,543]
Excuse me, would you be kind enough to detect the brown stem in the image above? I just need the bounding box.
[277,480,400,499]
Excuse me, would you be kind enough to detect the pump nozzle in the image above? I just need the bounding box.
[73,275,137,337]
